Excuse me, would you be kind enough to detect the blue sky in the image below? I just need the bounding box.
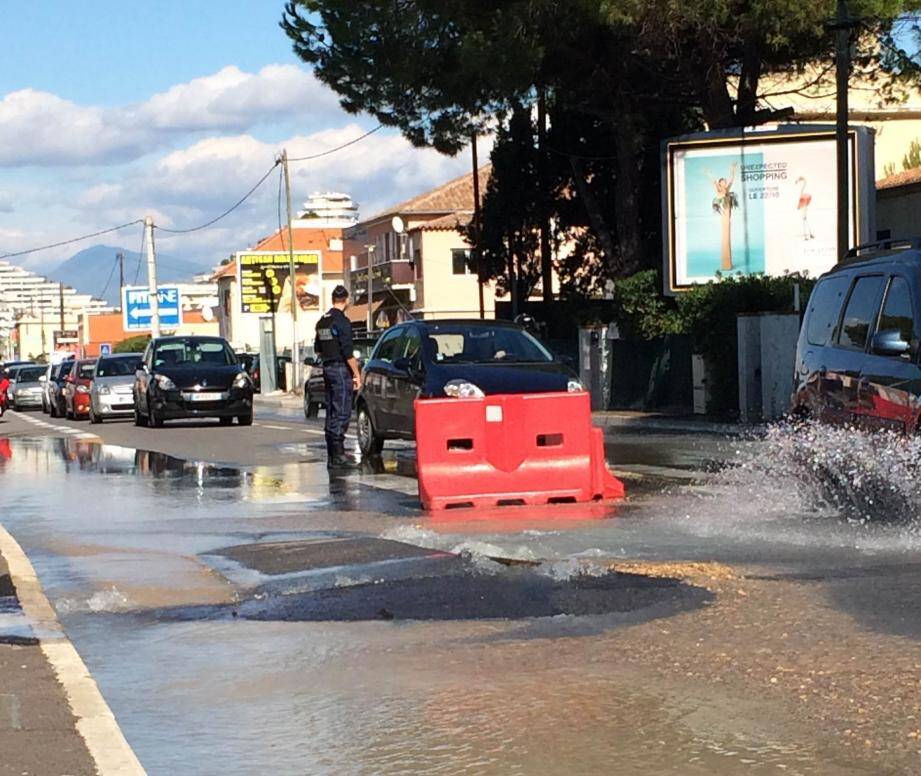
[0,2,483,273]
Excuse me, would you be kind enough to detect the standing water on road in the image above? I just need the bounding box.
[0,428,918,775]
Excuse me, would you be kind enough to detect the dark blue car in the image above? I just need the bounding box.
[355,319,581,455]
[792,239,921,432]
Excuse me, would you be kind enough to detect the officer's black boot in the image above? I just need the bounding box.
[329,441,358,469]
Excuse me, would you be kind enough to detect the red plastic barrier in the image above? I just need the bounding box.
[415,391,625,511]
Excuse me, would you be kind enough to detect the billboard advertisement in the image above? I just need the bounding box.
[662,125,875,293]
[236,251,321,315]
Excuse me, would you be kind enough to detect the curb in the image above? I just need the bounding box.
[0,524,145,775]
[595,415,748,436]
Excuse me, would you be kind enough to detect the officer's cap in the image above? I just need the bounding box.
[332,285,349,301]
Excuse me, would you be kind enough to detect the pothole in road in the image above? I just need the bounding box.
[166,537,715,624]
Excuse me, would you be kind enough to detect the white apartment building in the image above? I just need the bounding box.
[0,259,108,359]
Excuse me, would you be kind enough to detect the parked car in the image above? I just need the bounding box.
[792,240,921,432]
[355,319,582,455]
[62,359,97,419]
[1,360,34,377]
[133,335,254,427]
[89,353,144,423]
[8,364,46,410]
[251,353,292,393]
[42,360,75,415]
[303,336,379,419]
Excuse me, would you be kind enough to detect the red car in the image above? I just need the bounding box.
[62,359,96,419]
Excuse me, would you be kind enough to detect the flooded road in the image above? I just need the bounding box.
[0,417,919,774]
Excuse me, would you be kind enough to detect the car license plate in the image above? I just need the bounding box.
[183,392,226,402]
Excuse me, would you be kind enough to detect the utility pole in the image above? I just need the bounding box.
[471,133,485,319]
[280,150,300,391]
[117,252,125,310]
[833,0,854,259]
[537,88,553,303]
[144,216,160,338]
[364,245,375,333]
[58,283,64,339]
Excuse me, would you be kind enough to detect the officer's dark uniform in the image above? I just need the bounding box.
[315,303,355,463]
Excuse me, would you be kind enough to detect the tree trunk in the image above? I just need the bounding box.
[568,155,619,274]
[611,113,643,276]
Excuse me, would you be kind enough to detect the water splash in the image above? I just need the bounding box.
[720,421,921,525]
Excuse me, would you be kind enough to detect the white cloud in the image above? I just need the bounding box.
[0,90,150,166]
[136,65,340,132]
[0,65,343,168]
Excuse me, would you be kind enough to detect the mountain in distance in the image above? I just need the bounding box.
[51,245,212,307]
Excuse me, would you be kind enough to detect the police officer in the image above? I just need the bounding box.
[315,285,362,468]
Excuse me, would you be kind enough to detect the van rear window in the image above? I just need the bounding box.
[806,276,850,346]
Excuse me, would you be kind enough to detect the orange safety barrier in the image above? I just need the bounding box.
[414,391,625,511]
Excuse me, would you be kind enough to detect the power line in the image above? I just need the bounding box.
[155,162,280,235]
[287,125,383,162]
[99,256,118,301]
[0,219,144,261]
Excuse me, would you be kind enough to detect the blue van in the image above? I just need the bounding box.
[792,239,921,432]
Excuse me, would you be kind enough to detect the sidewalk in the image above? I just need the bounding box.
[255,393,747,435]
[0,528,144,775]
[0,550,98,775]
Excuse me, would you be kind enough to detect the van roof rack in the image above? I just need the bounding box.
[841,237,921,263]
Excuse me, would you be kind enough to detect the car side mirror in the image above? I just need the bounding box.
[38,375,47,383]
[392,356,413,374]
[871,329,911,357]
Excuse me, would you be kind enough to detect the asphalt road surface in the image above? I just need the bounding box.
[1,402,920,775]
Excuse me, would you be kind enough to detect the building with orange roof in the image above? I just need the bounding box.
[345,166,501,330]
[214,192,358,357]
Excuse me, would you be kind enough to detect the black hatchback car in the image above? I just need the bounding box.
[355,319,580,455]
[133,335,254,427]
[792,240,921,432]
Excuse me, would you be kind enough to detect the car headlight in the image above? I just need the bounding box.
[567,378,585,393]
[155,374,177,390]
[233,372,252,389]
[15,389,24,397]
[99,385,111,395]
[76,385,90,394]
[443,379,485,399]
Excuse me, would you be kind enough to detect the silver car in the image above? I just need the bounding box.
[90,354,143,423]
[9,364,46,410]
[42,360,74,414]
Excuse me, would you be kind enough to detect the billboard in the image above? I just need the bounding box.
[662,125,875,293]
[236,251,321,315]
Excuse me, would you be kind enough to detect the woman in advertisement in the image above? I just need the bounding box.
[708,162,738,270]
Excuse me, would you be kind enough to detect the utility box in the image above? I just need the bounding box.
[691,355,710,415]
[579,324,613,411]
[259,316,277,394]
[737,313,800,422]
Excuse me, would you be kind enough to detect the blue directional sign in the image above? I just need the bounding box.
[122,286,183,332]
[99,343,112,356]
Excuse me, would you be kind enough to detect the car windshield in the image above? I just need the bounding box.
[153,339,235,368]
[96,357,141,377]
[424,324,554,364]
[15,366,46,382]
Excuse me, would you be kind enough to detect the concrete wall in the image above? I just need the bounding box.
[876,185,921,240]
[415,230,496,318]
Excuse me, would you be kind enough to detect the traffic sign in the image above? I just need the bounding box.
[100,343,112,356]
[122,286,183,332]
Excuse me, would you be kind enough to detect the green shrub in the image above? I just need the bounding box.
[113,334,151,354]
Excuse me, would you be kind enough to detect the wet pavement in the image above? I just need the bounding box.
[0,409,920,774]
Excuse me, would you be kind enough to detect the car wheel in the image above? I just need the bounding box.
[49,400,57,418]
[89,407,102,424]
[219,417,233,427]
[237,413,253,426]
[357,404,384,457]
[42,398,48,414]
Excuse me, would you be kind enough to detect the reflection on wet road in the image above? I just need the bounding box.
[1,425,920,775]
